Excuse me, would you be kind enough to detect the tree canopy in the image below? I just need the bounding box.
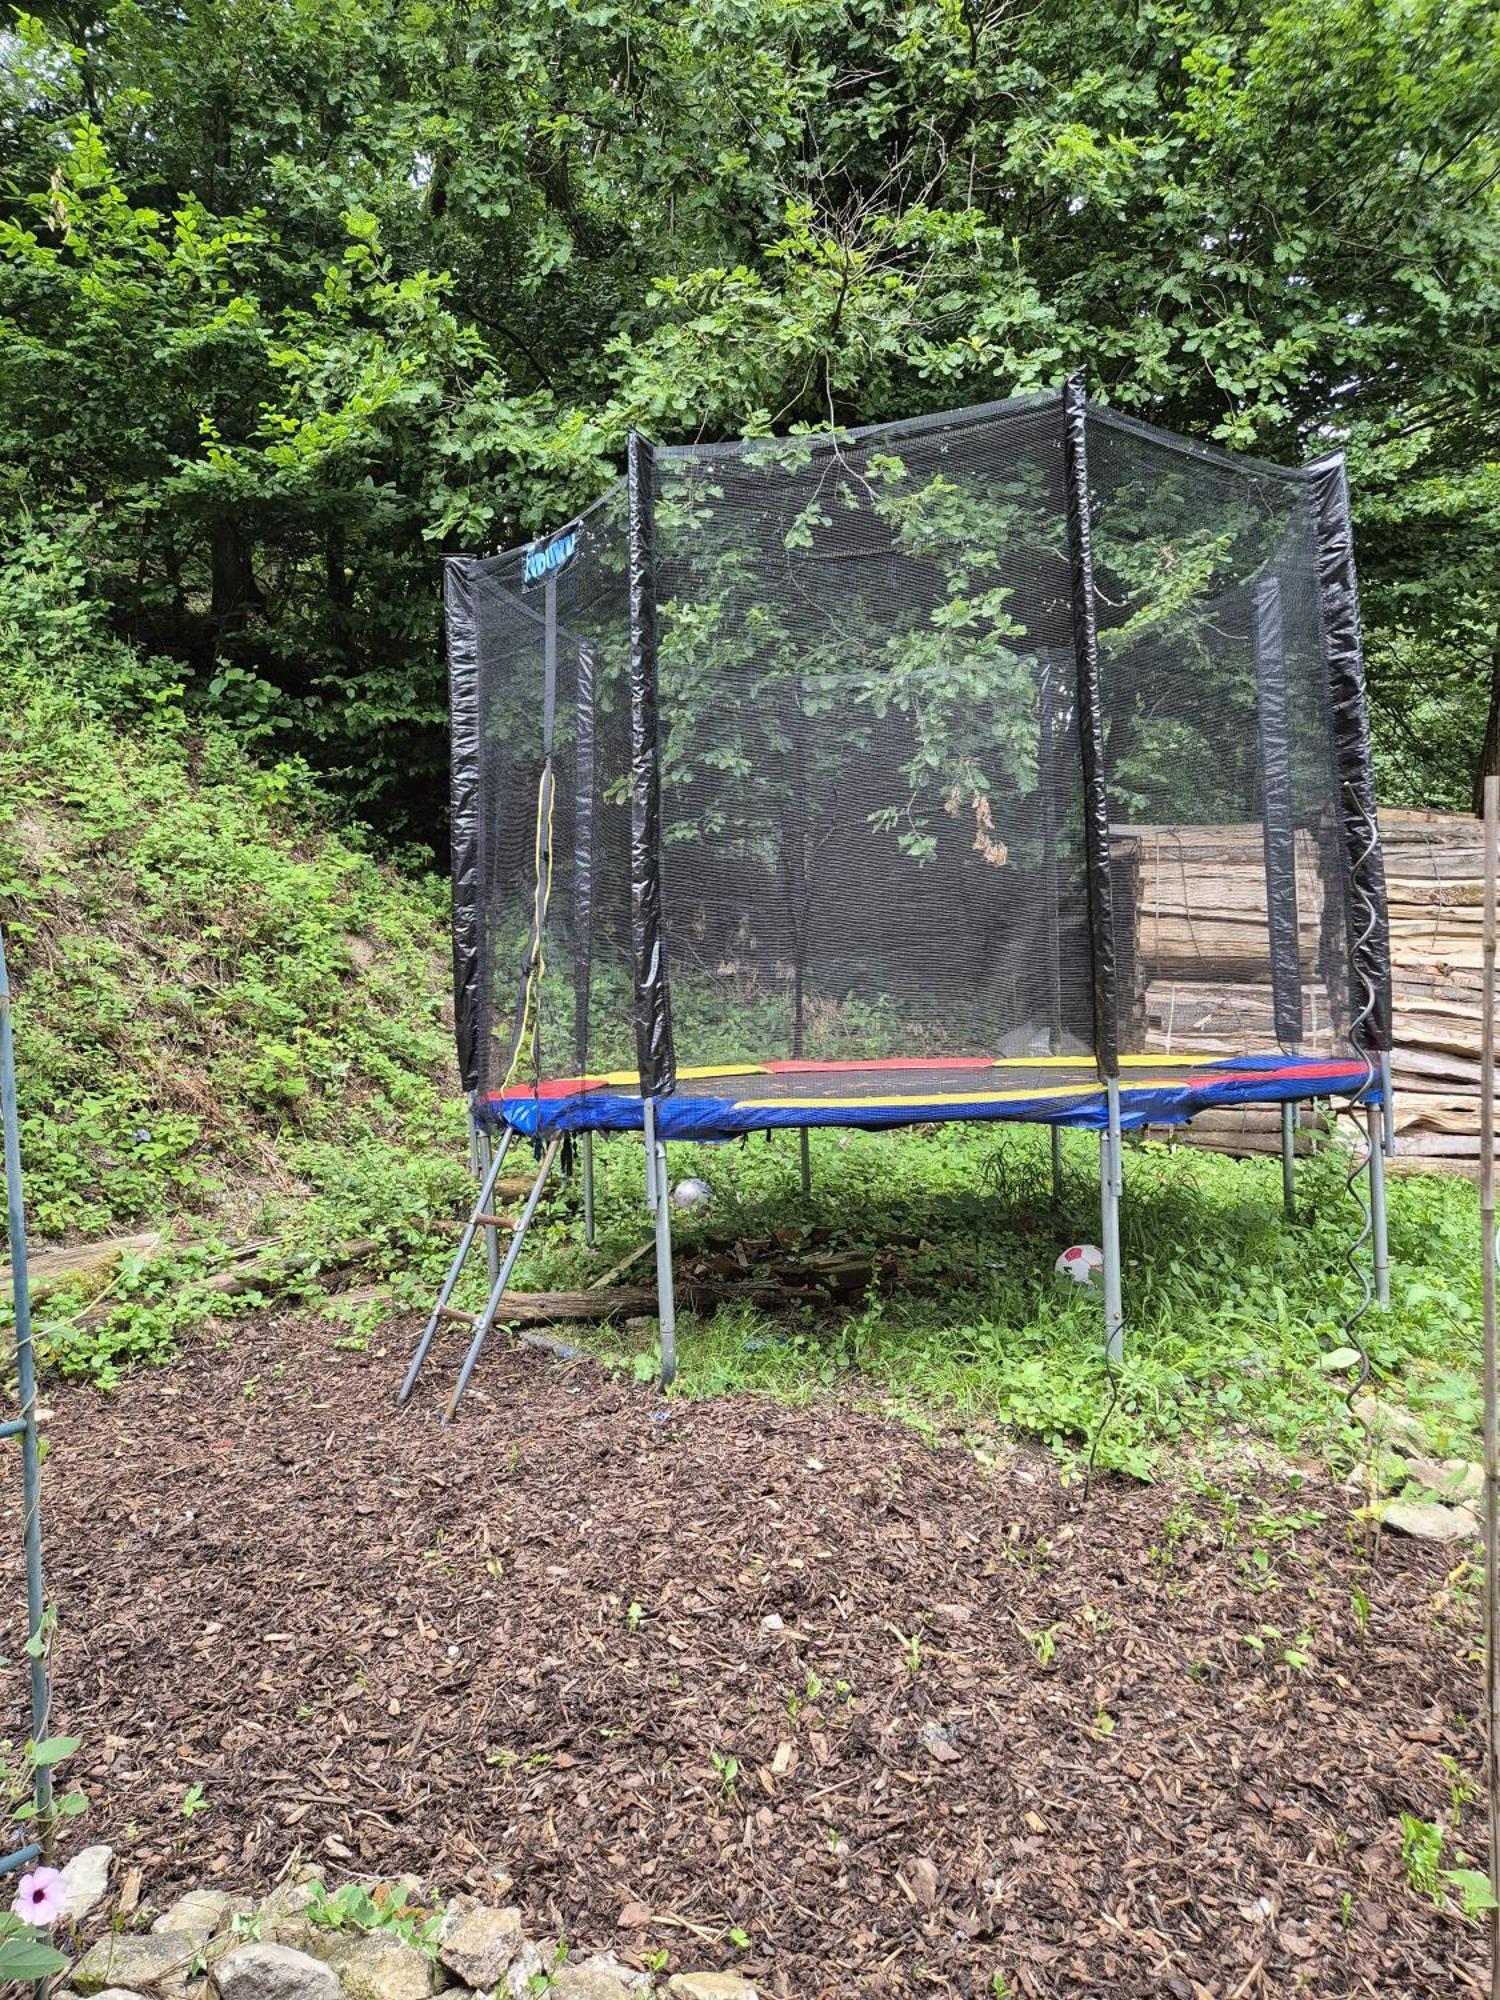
[2,0,1496,835]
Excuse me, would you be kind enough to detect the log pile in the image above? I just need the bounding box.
[1114,808,1488,1171]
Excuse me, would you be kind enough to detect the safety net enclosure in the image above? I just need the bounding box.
[444,380,1390,1138]
[406,379,1392,1412]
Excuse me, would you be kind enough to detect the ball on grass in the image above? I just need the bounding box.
[1054,1243,1105,1287]
[670,1177,712,1214]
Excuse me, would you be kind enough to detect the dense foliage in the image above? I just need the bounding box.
[2,0,1496,834]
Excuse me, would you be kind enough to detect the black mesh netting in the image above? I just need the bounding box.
[444,390,1383,1103]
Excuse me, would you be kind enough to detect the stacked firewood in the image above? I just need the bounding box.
[1113,809,1488,1170]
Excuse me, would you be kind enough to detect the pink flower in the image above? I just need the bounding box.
[12,1866,66,1928]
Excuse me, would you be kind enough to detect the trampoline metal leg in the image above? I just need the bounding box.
[1367,1103,1390,1309]
[1281,1102,1296,1224]
[645,1101,677,1390]
[1101,1078,1124,1367]
[1050,1127,1064,1209]
[1380,1049,1395,1158]
[399,1126,514,1405]
[444,1137,561,1422]
[582,1132,596,1249]
[799,1127,812,1201]
[477,1124,500,1286]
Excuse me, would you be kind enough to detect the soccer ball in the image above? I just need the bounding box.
[1054,1243,1105,1286]
[671,1177,712,1213]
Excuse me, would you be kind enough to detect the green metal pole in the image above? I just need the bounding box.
[0,929,50,1819]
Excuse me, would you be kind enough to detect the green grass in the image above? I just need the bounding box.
[463,1119,1482,1480]
[0,630,472,1386]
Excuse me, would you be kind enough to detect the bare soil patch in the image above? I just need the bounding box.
[3,1315,1486,1996]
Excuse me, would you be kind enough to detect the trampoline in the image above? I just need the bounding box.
[401,378,1392,1418]
[492,1054,1377,1141]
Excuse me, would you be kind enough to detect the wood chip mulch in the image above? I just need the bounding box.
[2,1314,1488,1997]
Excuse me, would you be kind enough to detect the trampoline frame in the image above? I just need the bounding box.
[401,379,1394,1416]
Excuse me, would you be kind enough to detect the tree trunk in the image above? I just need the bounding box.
[1473,615,1500,817]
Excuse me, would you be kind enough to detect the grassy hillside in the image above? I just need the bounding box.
[0,590,470,1381]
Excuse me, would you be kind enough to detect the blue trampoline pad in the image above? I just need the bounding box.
[488,1053,1379,1142]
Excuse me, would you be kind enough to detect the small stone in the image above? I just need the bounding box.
[75,1933,206,1996]
[436,1899,527,1989]
[327,1933,443,2000]
[213,1945,341,2000]
[154,1891,235,1948]
[1317,1347,1362,1374]
[666,1978,758,2000]
[503,1940,550,2000]
[257,1884,317,1927]
[58,1844,114,1924]
[1404,1456,1485,1506]
[551,1968,634,2000]
[1350,1394,1427,1454]
[563,1956,654,1998]
[1381,1498,1480,1543]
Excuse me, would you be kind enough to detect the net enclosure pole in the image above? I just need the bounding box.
[0,927,51,1825]
[1063,375,1123,1356]
[574,638,599,1249]
[628,430,676,1385]
[1039,654,1066,1210]
[1309,452,1392,1062]
[1251,574,1303,1225]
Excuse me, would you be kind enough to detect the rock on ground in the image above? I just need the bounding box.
[73,1931,205,1997]
[550,1964,635,1999]
[325,1932,444,2000]
[1404,1455,1485,1506]
[665,1977,759,2000]
[1382,1498,1479,1542]
[435,1898,526,1988]
[212,1944,341,2000]
[58,1845,114,1925]
[1351,1393,1428,1454]
[153,1891,236,1948]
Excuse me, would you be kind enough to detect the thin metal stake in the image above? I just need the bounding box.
[581,1132,596,1249]
[0,930,50,1816]
[798,1128,812,1201]
[398,1127,514,1404]
[1050,1127,1064,1210]
[1479,771,1499,1985]
[1281,1101,1297,1223]
[1366,1103,1390,1309]
[1100,1077,1124,1367]
[444,1138,561,1421]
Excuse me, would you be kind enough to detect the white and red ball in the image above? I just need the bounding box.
[1054,1243,1105,1287]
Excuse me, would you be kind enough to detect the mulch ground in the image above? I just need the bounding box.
[2,1313,1488,1997]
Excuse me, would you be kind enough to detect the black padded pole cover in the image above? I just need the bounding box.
[1061,376,1119,1075]
[572,641,597,1071]
[627,431,676,1094]
[1308,453,1392,1052]
[1250,577,1304,1050]
[443,555,485,1096]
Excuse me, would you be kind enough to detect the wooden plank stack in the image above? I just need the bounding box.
[1112,809,1488,1171]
